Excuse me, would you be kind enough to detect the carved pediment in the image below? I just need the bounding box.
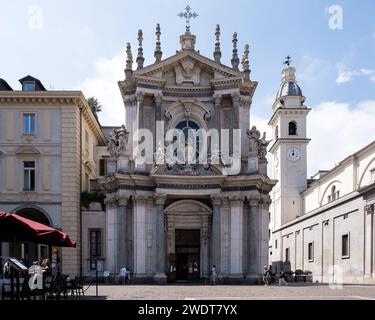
[15,146,41,155]
[133,50,242,85]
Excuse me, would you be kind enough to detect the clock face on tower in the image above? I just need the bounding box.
[287,147,301,161]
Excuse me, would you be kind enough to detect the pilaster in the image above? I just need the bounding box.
[210,195,222,274]
[229,195,243,277]
[153,193,167,284]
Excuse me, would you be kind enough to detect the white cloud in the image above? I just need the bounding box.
[254,100,375,177]
[308,100,375,175]
[80,53,125,126]
[336,68,375,84]
[336,70,353,84]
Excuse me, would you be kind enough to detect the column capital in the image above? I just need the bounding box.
[118,195,130,207]
[247,195,260,207]
[154,193,167,205]
[213,93,222,107]
[231,91,241,104]
[260,194,272,205]
[124,94,137,106]
[154,92,163,104]
[136,90,145,102]
[239,95,252,108]
[211,194,223,206]
[104,193,118,208]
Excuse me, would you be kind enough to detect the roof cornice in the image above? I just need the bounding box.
[0,91,106,145]
[268,107,311,126]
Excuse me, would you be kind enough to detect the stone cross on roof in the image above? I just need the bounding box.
[178,5,198,33]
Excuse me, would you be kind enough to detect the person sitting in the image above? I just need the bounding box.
[41,259,51,276]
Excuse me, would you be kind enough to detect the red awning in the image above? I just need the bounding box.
[0,211,76,248]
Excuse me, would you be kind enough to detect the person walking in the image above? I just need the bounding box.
[263,266,271,286]
[279,270,288,286]
[210,265,218,285]
[119,266,127,285]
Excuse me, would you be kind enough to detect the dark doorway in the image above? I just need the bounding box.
[175,229,200,282]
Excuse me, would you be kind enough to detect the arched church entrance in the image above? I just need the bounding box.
[165,200,211,282]
[10,207,52,267]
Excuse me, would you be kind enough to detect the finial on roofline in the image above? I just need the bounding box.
[213,24,221,63]
[242,44,250,80]
[125,42,133,80]
[231,32,239,70]
[136,29,144,69]
[154,23,162,63]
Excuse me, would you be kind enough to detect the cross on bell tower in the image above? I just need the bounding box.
[178,5,198,34]
[283,55,292,67]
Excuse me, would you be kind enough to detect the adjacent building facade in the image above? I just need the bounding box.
[268,66,375,284]
[0,76,105,277]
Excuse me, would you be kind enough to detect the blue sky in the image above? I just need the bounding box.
[1,0,375,175]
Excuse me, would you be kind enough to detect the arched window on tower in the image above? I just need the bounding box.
[288,121,297,136]
[275,125,279,139]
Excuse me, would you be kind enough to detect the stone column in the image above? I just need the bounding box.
[136,91,145,130]
[239,96,251,159]
[248,197,260,278]
[153,194,167,284]
[259,195,271,275]
[104,194,118,274]
[229,196,243,278]
[210,195,222,273]
[117,194,129,271]
[154,93,163,150]
[133,195,146,279]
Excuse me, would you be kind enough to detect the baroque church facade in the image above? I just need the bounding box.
[83,25,275,283]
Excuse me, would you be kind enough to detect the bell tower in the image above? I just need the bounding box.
[269,61,311,229]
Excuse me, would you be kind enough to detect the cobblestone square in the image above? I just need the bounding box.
[83,284,375,300]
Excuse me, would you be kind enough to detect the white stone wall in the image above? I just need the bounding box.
[271,196,372,283]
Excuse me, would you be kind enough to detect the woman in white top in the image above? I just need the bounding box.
[210,265,217,285]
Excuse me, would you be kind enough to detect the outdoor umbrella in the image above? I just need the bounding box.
[0,211,76,247]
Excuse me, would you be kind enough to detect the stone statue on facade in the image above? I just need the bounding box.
[107,133,118,158]
[107,124,130,158]
[114,124,129,153]
[259,132,270,160]
[247,126,261,154]
[247,126,270,159]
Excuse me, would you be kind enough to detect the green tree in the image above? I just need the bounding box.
[87,97,102,116]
